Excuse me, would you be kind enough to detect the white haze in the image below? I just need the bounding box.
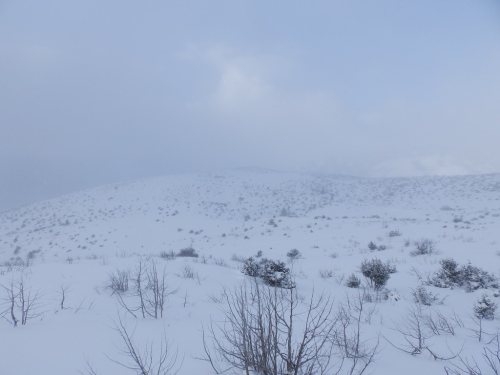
[1,0,500,210]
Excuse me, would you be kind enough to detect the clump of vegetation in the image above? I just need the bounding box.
[345,273,361,288]
[411,286,440,306]
[261,260,295,288]
[428,258,498,292]
[410,239,437,256]
[159,250,176,260]
[242,257,261,277]
[286,248,301,260]
[177,247,198,258]
[318,269,334,279]
[230,253,246,263]
[107,269,130,295]
[242,257,295,288]
[388,230,401,237]
[360,258,395,290]
[473,293,497,321]
[368,241,377,251]
[440,205,454,211]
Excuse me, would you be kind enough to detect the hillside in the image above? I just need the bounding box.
[1,170,499,375]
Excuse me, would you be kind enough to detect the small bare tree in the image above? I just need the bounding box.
[1,274,45,326]
[107,268,130,295]
[116,258,178,319]
[471,294,497,343]
[1,279,19,326]
[385,303,461,360]
[333,292,379,375]
[422,309,456,336]
[58,283,72,310]
[445,332,500,375]
[200,279,378,375]
[80,315,182,375]
[108,316,181,375]
[144,260,172,319]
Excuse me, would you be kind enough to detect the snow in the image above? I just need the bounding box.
[0,169,499,374]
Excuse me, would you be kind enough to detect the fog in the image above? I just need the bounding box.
[1,0,500,211]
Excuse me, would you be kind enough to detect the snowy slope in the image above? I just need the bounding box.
[0,170,499,375]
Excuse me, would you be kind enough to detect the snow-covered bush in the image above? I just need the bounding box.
[177,247,198,257]
[242,257,261,277]
[410,239,436,256]
[473,293,497,320]
[411,286,440,306]
[386,262,397,274]
[368,241,377,251]
[388,230,401,237]
[460,262,498,292]
[345,273,361,288]
[429,258,457,288]
[286,248,301,260]
[360,258,393,290]
[261,260,295,289]
[242,258,295,289]
[428,258,498,292]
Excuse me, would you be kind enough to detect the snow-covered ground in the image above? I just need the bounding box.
[1,169,499,374]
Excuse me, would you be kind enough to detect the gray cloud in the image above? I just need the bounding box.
[1,0,499,210]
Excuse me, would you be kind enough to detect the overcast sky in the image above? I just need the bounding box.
[1,0,500,211]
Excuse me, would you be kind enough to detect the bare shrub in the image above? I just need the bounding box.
[212,258,228,267]
[411,286,441,306]
[319,269,334,279]
[116,259,178,319]
[410,239,436,256]
[82,315,181,375]
[445,333,500,375]
[160,250,176,260]
[180,265,196,279]
[1,273,45,326]
[200,280,378,375]
[230,254,246,263]
[58,283,72,310]
[422,310,456,336]
[334,292,379,369]
[384,303,461,360]
[107,269,130,295]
